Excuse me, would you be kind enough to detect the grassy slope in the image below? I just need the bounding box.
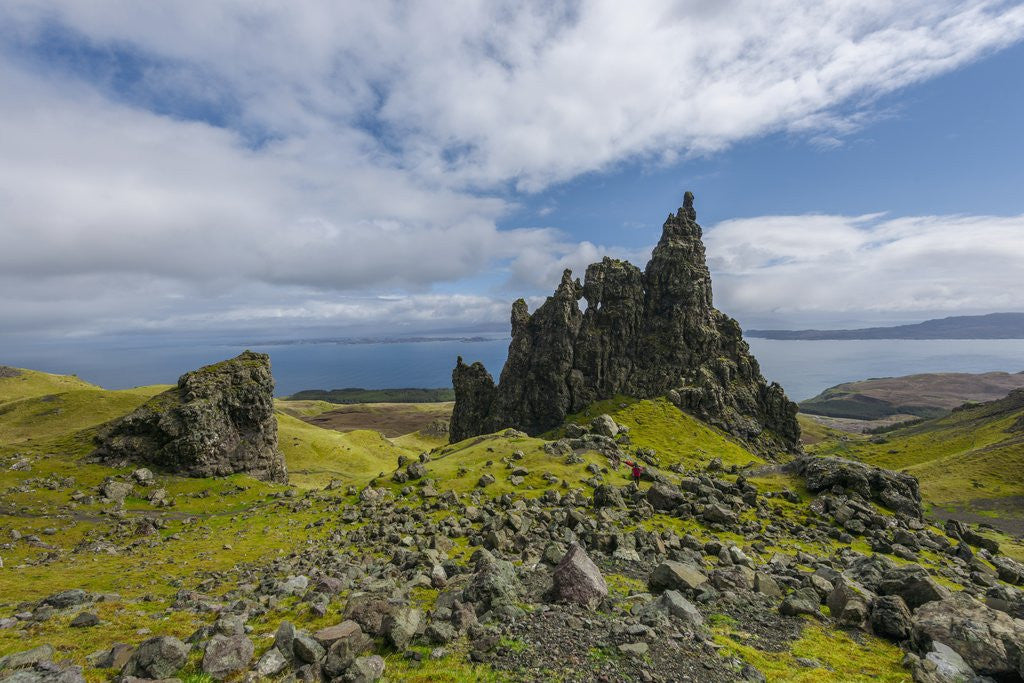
[554,396,765,470]
[0,368,100,403]
[808,393,1024,506]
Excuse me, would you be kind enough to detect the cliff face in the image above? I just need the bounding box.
[92,351,288,482]
[451,192,800,456]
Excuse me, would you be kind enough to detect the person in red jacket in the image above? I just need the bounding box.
[624,459,644,485]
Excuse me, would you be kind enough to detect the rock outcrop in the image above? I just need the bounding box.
[451,192,799,455]
[792,455,923,518]
[91,351,287,483]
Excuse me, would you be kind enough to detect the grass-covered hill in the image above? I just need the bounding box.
[2,365,1023,682]
[807,388,1024,526]
[799,371,1024,421]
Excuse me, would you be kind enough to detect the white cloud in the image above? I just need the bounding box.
[705,212,1024,321]
[0,1,1023,336]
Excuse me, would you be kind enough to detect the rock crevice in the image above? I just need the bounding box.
[451,192,800,455]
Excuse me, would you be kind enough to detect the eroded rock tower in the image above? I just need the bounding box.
[451,192,800,456]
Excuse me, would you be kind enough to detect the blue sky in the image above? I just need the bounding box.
[1,1,1023,340]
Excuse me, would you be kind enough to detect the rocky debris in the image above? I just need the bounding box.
[450,192,800,456]
[119,636,189,680]
[793,455,923,518]
[0,366,22,378]
[91,351,287,483]
[911,592,1024,678]
[550,543,608,607]
[8,403,1024,683]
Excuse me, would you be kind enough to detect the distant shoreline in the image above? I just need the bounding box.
[247,335,506,347]
[748,312,1024,340]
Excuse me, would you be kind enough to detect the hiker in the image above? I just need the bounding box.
[624,459,644,485]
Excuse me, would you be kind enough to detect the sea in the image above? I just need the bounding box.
[3,336,1024,402]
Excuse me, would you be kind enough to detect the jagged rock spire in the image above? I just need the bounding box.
[451,192,800,456]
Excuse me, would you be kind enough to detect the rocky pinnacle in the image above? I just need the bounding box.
[450,192,800,456]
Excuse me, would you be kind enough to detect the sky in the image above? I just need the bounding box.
[2,0,1024,344]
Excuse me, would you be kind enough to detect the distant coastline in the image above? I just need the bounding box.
[249,335,502,347]
[748,312,1024,340]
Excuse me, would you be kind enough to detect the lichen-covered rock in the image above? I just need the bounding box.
[120,636,189,680]
[91,351,287,483]
[793,455,922,518]
[911,592,1024,678]
[450,193,799,456]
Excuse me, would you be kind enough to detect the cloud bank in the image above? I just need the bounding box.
[1,1,1023,336]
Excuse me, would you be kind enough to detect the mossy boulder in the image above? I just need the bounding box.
[91,351,287,483]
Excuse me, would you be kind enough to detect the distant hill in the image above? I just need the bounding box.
[748,312,1024,340]
[799,370,1024,420]
[287,387,454,403]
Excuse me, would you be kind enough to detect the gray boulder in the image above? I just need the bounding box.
[254,647,289,677]
[912,592,1024,677]
[590,415,619,437]
[463,551,523,610]
[120,636,189,680]
[871,595,913,641]
[0,646,55,672]
[382,608,423,650]
[648,561,708,593]
[349,655,386,682]
[42,590,88,609]
[201,634,254,680]
[646,483,684,511]
[779,588,821,618]
[649,590,704,628]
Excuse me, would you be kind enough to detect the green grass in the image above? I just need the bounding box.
[0,387,168,445]
[555,396,765,471]
[277,412,417,488]
[713,622,909,682]
[0,368,100,404]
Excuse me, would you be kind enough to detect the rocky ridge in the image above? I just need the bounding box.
[90,351,287,483]
[451,192,800,456]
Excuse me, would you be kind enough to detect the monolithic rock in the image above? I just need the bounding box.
[91,351,287,483]
[450,192,799,456]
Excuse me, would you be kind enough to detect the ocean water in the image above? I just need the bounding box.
[2,336,1023,401]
